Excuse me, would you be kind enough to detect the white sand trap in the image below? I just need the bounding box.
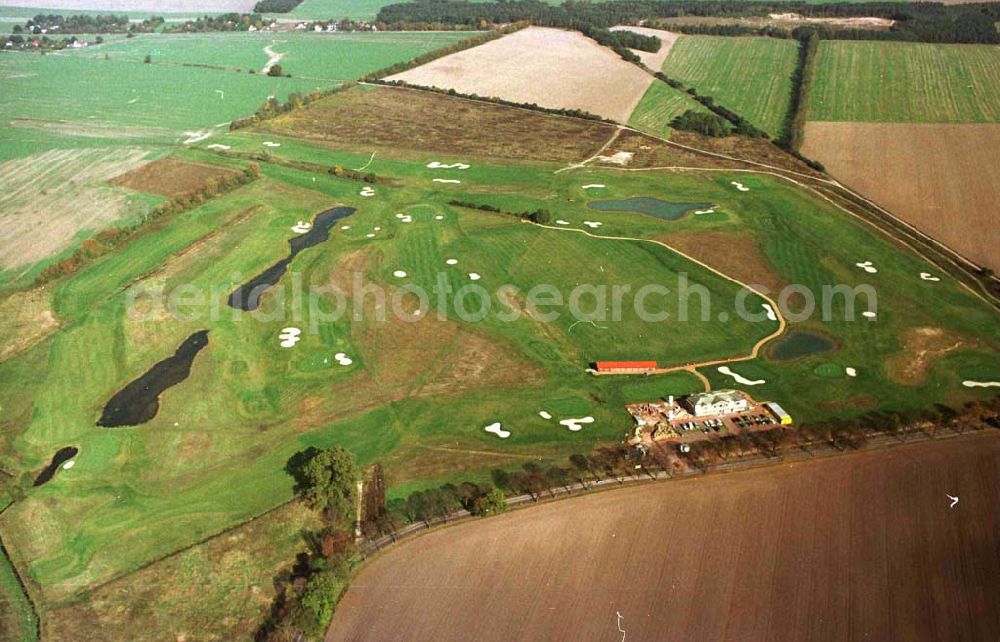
[731,181,750,192]
[919,272,941,282]
[393,270,407,278]
[762,303,777,321]
[963,380,1000,388]
[846,367,857,377]
[435,215,444,220]
[539,410,552,420]
[394,214,413,223]
[279,327,301,348]
[206,143,231,151]
[365,233,375,238]
[334,351,353,366]
[855,261,878,274]
[582,184,606,189]
[128,98,138,104]
[862,311,877,319]
[556,219,570,225]
[582,221,603,228]
[427,161,470,170]
[360,187,375,197]
[340,225,350,230]
[62,460,75,470]
[262,141,281,148]
[718,366,765,386]
[291,220,312,234]
[446,258,458,265]
[468,272,481,281]
[432,179,461,184]
[373,226,382,231]
[484,422,510,438]
[182,130,212,145]
[694,208,716,215]
[559,416,595,432]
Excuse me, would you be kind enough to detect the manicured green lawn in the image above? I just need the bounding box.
[662,35,799,138]
[809,41,1000,122]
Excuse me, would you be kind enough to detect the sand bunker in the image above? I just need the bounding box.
[432,179,461,184]
[468,273,481,281]
[731,181,750,192]
[279,327,301,348]
[718,366,765,386]
[427,161,470,170]
[582,184,606,189]
[62,460,75,470]
[762,303,777,321]
[182,131,213,145]
[360,187,375,197]
[862,311,877,319]
[694,208,717,215]
[582,221,603,229]
[435,215,444,220]
[556,220,570,225]
[846,367,858,377]
[559,416,595,432]
[262,141,281,148]
[446,258,458,265]
[334,352,353,366]
[919,272,941,282]
[539,410,552,420]
[341,225,351,230]
[291,220,312,234]
[393,270,407,278]
[366,233,375,238]
[963,380,1000,388]
[484,422,510,438]
[855,261,878,274]
[206,143,231,151]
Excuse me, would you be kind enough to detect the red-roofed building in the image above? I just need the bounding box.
[595,361,658,374]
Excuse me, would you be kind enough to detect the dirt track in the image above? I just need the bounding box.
[388,27,654,122]
[803,121,1000,272]
[329,435,1000,641]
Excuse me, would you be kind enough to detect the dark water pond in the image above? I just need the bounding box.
[768,330,836,361]
[587,197,713,221]
[33,446,79,487]
[228,206,355,311]
[97,331,209,427]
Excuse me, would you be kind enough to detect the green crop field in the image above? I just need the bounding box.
[628,80,707,137]
[662,35,799,138]
[809,41,1000,122]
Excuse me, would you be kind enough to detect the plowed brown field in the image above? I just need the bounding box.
[329,435,1000,642]
[802,121,1000,272]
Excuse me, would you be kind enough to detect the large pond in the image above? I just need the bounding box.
[228,206,355,311]
[587,197,714,221]
[32,446,78,487]
[97,330,209,427]
[767,330,836,361]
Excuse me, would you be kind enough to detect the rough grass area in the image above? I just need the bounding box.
[43,502,318,642]
[0,533,37,642]
[809,41,1000,122]
[662,35,799,138]
[628,81,707,137]
[110,158,241,198]
[259,84,617,163]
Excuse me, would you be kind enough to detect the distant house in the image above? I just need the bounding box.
[595,361,657,374]
[685,390,749,417]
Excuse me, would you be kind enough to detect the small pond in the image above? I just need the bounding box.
[586,197,714,221]
[98,330,209,427]
[768,330,836,362]
[33,446,79,487]
[228,206,355,311]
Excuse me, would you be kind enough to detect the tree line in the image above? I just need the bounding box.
[376,1,1000,44]
[448,200,552,224]
[230,82,355,130]
[35,164,260,286]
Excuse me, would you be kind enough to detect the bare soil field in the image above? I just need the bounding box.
[110,158,240,198]
[803,121,1000,271]
[387,27,654,123]
[0,147,153,271]
[262,84,617,163]
[610,25,680,69]
[329,435,1000,642]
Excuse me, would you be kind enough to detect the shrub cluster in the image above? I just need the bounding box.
[448,200,552,224]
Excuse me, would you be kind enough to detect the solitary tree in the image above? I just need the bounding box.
[297,446,359,524]
[143,53,151,63]
[268,63,284,77]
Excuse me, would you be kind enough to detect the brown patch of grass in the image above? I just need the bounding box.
[260,85,615,164]
[670,130,825,176]
[661,230,785,292]
[0,286,58,362]
[886,326,975,385]
[110,158,240,199]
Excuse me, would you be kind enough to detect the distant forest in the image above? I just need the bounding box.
[377,1,1000,44]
